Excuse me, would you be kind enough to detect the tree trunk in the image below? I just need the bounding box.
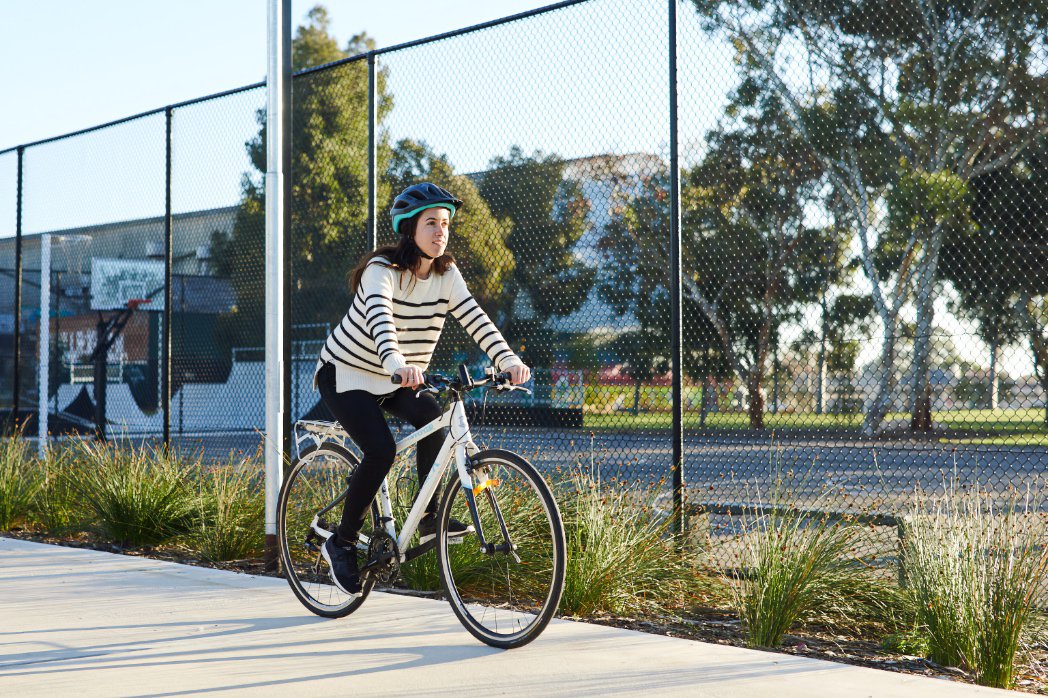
[988,332,999,410]
[747,371,765,429]
[909,261,939,433]
[862,324,898,436]
[700,373,712,427]
[632,379,641,416]
[816,294,827,415]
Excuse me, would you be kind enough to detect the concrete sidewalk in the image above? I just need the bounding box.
[0,537,1008,697]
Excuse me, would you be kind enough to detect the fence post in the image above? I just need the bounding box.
[162,106,173,448]
[367,51,377,251]
[668,0,685,536]
[264,0,293,572]
[12,146,23,432]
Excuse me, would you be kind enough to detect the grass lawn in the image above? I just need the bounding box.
[582,407,1048,445]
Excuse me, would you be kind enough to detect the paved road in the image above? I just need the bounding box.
[157,426,1048,510]
[0,538,1008,697]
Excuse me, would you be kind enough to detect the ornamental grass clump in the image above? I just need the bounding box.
[901,484,1048,688]
[558,469,700,617]
[33,443,87,534]
[71,440,196,547]
[188,455,265,561]
[732,477,884,648]
[0,434,41,530]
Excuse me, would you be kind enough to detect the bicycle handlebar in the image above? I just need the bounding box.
[390,364,520,393]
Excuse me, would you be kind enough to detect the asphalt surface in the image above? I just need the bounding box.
[156,426,1048,509]
[0,537,1010,697]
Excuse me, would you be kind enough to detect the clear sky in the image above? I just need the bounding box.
[0,1,566,151]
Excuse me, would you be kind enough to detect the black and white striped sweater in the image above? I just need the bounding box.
[315,257,523,395]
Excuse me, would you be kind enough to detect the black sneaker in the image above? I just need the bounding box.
[418,513,474,544]
[321,534,362,595]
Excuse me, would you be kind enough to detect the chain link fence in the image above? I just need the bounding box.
[2,0,1047,550]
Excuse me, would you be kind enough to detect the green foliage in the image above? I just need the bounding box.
[187,458,265,561]
[901,486,1048,688]
[71,442,197,548]
[211,7,393,352]
[730,473,883,648]
[557,470,702,617]
[0,436,41,530]
[33,444,87,533]
[477,147,595,367]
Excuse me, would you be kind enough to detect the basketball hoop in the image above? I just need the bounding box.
[126,298,153,311]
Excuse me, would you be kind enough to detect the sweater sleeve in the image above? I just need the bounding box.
[447,265,524,372]
[360,263,407,374]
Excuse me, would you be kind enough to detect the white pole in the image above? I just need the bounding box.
[37,234,51,455]
[264,0,288,558]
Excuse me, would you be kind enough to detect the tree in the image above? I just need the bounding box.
[942,140,1048,422]
[211,6,392,355]
[699,0,1048,434]
[600,82,832,429]
[384,138,516,369]
[477,147,595,368]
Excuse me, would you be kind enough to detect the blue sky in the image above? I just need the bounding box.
[0,1,569,150]
[0,0,734,235]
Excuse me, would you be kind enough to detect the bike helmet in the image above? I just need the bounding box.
[390,182,463,234]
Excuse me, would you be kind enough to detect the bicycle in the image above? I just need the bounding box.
[277,364,567,649]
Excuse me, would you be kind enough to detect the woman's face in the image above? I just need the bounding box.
[413,207,451,259]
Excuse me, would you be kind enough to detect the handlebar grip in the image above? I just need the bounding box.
[391,374,401,384]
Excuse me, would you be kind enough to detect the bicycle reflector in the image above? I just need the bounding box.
[473,477,500,495]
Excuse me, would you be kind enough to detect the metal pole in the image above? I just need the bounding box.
[367,52,378,251]
[37,234,51,455]
[264,0,292,571]
[12,147,23,431]
[162,107,173,448]
[668,0,685,536]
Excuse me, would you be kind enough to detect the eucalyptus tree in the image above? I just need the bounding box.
[697,0,1048,434]
[599,86,830,429]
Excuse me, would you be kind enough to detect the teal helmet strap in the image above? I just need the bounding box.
[393,202,457,235]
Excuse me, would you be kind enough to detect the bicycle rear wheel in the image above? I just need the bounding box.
[436,449,565,648]
[277,443,378,618]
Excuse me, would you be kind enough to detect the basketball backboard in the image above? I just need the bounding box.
[90,258,165,311]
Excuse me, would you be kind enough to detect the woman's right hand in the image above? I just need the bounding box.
[394,366,424,389]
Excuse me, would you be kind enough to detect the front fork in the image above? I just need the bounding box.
[452,416,519,561]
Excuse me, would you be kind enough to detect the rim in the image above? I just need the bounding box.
[439,456,562,642]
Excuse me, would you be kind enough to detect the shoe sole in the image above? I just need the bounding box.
[320,543,362,597]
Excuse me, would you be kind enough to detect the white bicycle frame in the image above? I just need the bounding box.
[296,396,484,561]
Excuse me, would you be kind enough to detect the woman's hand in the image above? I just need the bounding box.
[506,364,531,386]
[395,366,424,389]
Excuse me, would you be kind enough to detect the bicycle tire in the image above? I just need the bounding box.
[436,449,566,649]
[277,442,379,618]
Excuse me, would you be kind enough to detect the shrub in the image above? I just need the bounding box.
[187,456,265,561]
[71,441,196,547]
[33,443,87,533]
[0,436,41,530]
[729,470,889,648]
[558,469,701,617]
[901,485,1048,688]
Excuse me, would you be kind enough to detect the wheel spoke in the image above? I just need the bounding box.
[437,453,565,648]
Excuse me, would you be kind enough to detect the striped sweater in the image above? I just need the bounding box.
[315,257,523,395]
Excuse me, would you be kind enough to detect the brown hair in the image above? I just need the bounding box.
[348,213,456,293]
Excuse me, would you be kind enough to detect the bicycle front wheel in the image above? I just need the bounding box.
[277,443,378,618]
[437,449,566,649]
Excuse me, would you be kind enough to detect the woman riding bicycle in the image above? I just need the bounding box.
[314,182,531,595]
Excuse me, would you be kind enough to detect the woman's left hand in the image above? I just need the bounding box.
[507,364,531,386]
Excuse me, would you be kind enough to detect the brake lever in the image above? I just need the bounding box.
[494,384,533,396]
[415,386,440,398]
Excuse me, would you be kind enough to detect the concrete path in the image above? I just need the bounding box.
[0,537,1009,697]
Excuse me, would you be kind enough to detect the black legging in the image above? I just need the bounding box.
[315,362,445,542]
